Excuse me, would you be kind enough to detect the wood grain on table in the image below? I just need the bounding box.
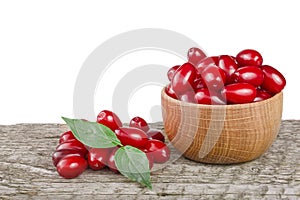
[0,121,299,200]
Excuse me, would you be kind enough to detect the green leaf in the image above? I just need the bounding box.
[62,117,122,148]
[115,146,152,189]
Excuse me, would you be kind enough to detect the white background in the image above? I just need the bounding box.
[0,0,299,124]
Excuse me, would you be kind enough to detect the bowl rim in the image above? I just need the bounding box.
[161,87,283,109]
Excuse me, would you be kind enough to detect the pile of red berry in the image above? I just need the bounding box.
[53,110,170,179]
[166,48,286,104]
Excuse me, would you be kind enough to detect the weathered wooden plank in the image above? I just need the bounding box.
[0,121,299,199]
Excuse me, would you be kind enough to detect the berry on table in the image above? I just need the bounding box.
[56,156,87,179]
[56,140,87,155]
[59,131,76,144]
[145,139,170,164]
[147,129,165,143]
[115,127,148,148]
[52,149,86,167]
[87,148,112,170]
[129,116,150,132]
[97,110,122,131]
[107,147,120,173]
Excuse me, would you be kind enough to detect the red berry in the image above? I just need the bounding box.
[97,110,122,131]
[129,116,150,132]
[59,131,76,144]
[187,47,207,66]
[254,89,272,102]
[145,153,154,169]
[217,55,238,84]
[139,148,154,170]
[145,140,170,164]
[195,77,207,90]
[56,156,87,179]
[195,88,212,105]
[201,65,226,90]
[211,56,219,64]
[236,49,263,66]
[196,56,218,74]
[87,148,112,170]
[56,140,87,155]
[147,129,165,143]
[107,147,119,173]
[210,91,226,105]
[115,127,148,148]
[52,150,86,167]
[221,83,257,104]
[261,65,286,94]
[194,89,226,105]
[167,65,180,81]
[171,63,197,95]
[165,84,178,99]
[232,66,264,87]
[179,90,196,103]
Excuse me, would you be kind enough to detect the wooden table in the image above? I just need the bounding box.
[0,120,299,199]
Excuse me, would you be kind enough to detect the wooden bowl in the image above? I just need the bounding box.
[161,88,283,164]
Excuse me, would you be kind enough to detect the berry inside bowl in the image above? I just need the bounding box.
[161,88,283,164]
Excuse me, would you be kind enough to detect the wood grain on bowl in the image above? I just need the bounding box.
[161,88,283,164]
